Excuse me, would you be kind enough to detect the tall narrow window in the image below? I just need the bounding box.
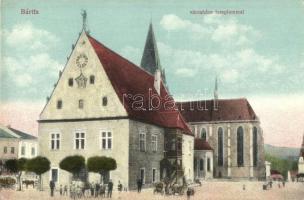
[253,127,258,167]
[237,127,244,167]
[11,147,15,154]
[75,132,85,149]
[57,100,62,109]
[152,168,157,183]
[207,158,211,171]
[90,75,95,84]
[139,132,146,152]
[79,99,84,109]
[201,128,207,141]
[218,127,224,166]
[151,134,157,152]
[199,159,204,171]
[31,147,35,156]
[3,147,7,154]
[140,168,145,184]
[51,133,60,150]
[102,96,108,106]
[21,146,25,155]
[68,78,73,86]
[101,131,112,150]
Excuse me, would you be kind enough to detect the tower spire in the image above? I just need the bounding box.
[141,22,168,89]
[213,76,219,110]
[81,10,89,33]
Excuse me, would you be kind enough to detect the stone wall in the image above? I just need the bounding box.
[128,120,164,190]
[190,121,265,179]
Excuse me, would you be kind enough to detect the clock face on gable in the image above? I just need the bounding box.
[76,54,88,68]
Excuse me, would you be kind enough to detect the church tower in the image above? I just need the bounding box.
[140,22,167,87]
[300,134,304,157]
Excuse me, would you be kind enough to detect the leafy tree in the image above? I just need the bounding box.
[59,155,85,180]
[265,153,298,179]
[87,156,117,183]
[5,158,28,191]
[26,156,50,191]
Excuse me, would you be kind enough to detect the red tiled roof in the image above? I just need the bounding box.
[88,35,192,135]
[194,138,213,151]
[176,99,257,122]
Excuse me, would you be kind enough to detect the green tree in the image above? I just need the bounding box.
[265,153,297,179]
[87,156,117,183]
[26,156,50,191]
[4,158,28,191]
[59,155,85,180]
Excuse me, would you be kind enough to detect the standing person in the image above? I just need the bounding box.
[137,178,142,193]
[186,188,191,200]
[118,181,123,193]
[49,180,55,197]
[63,185,68,196]
[107,180,113,198]
[95,183,100,198]
[90,182,95,197]
[59,185,63,195]
[282,180,285,187]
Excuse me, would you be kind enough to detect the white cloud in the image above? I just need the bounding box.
[4,21,59,51]
[175,68,196,77]
[222,69,239,83]
[160,14,211,39]
[160,14,260,46]
[2,22,62,97]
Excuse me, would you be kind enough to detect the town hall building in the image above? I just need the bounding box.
[38,12,194,189]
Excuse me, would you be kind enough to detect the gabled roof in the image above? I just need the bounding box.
[194,138,213,151]
[8,127,37,140]
[140,22,161,75]
[177,98,258,123]
[87,35,192,135]
[0,128,18,138]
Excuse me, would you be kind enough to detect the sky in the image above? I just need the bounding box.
[1,0,304,147]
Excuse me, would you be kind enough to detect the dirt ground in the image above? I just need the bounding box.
[1,181,303,200]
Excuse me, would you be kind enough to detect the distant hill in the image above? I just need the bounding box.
[264,144,300,160]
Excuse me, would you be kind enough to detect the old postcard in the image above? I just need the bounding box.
[0,0,304,199]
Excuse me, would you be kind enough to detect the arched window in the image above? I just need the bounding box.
[237,126,244,167]
[218,127,223,166]
[253,127,258,167]
[68,78,73,86]
[201,128,207,141]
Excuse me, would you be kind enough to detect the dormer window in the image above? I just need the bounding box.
[68,78,73,87]
[90,75,95,84]
[79,99,84,109]
[102,96,108,106]
[57,100,62,109]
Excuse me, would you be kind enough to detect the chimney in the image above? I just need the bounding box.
[154,69,161,95]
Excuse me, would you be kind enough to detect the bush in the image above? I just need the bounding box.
[0,177,16,188]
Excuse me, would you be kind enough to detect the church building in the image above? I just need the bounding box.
[38,13,194,189]
[177,80,265,179]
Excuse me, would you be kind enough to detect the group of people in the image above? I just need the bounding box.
[49,179,123,198]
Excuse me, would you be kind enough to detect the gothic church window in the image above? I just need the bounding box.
[199,159,204,171]
[253,127,258,167]
[68,78,73,86]
[57,100,62,109]
[90,75,95,84]
[237,126,244,167]
[201,128,207,141]
[218,127,224,166]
